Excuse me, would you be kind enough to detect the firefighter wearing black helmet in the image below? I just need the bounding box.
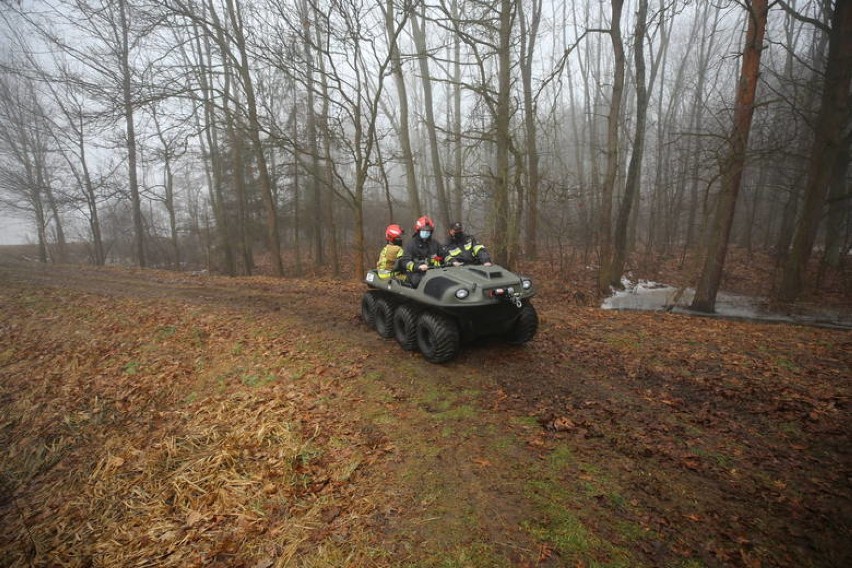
[398,215,441,287]
[442,222,492,267]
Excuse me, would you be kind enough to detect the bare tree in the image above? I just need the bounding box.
[384,0,421,216]
[518,0,542,260]
[184,6,238,275]
[597,0,625,294]
[47,77,110,265]
[691,0,769,313]
[608,0,650,288]
[0,71,62,262]
[14,0,155,266]
[149,99,187,269]
[778,0,852,301]
[222,0,284,276]
[306,0,405,278]
[450,0,463,222]
[489,0,513,265]
[410,2,450,227]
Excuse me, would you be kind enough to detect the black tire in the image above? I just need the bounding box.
[361,292,377,328]
[393,303,420,351]
[417,311,460,363]
[374,297,396,339]
[505,301,538,345]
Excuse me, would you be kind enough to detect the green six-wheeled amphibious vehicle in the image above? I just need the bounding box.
[361,264,538,363]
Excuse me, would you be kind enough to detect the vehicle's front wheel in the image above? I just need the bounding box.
[361,292,377,328]
[505,301,538,345]
[374,297,396,338]
[393,303,420,351]
[417,311,460,363]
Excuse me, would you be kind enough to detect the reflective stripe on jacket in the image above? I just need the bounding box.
[444,234,490,265]
[376,244,403,278]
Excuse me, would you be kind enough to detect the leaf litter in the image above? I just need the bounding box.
[0,255,849,567]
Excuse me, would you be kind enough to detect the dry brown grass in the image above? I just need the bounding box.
[0,283,388,567]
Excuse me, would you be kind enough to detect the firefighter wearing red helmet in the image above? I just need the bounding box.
[399,215,441,287]
[376,224,405,279]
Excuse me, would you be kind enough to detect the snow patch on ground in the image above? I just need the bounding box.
[602,277,851,330]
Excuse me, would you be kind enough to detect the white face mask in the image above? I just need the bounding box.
[419,230,432,239]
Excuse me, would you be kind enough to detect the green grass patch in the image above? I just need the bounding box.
[0,347,15,366]
[689,445,734,469]
[405,542,510,568]
[154,325,177,340]
[240,372,278,388]
[521,443,645,566]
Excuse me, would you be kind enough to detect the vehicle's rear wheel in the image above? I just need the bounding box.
[417,311,460,363]
[361,292,377,329]
[393,303,420,351]
[505,301,538,345]
[374,297,396,339]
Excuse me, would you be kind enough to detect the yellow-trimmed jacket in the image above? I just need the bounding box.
[444,235,491,265]
[376,243,403,279]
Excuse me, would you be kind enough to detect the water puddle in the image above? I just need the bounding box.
[602,280,852,330]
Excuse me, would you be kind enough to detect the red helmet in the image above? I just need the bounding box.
[414,215,435,232]
[385,223,404,242]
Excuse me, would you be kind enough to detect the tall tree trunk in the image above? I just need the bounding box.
[451,0,463,221]
[411,6,449,227]
[597,0,625,294]
[210,1,252,274]
[778,0,852,301]
[385,0,421,216]
[609,0,649,287]
[223,90,252,274]
[291,96,303,276]
[151,105,180,270]
[225,0,283,276]
[684,2,720,250]
[190,11,235,275]
[821,132,851,269]
[118,0,145,267]
[77,122,105,265]
[312,7,340,275]
[299,0,324,266]
[691,0,769,313]
[519,0,542,260]
[38,157,67,263]
[491,0,513,265]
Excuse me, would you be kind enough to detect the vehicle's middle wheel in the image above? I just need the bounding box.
[393,303,420,351]
[374,297,396,339]
[416,311,460,363]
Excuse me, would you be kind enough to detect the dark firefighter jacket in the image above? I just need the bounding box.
[442,233,492,265]
[399,235,441,273]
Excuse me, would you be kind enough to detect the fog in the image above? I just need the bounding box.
[0,215,29,245]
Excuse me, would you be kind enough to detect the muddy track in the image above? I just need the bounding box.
[3,259,850,567]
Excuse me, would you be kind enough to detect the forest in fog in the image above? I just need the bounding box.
[0,0,849,309]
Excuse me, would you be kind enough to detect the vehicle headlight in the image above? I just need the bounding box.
[521,278,532,290]
[366,272,375,283]
[455,288,470,299]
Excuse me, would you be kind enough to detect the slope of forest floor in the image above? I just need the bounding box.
[0,250,849,568]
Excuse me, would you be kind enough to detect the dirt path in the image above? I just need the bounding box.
[1,259,850,567]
